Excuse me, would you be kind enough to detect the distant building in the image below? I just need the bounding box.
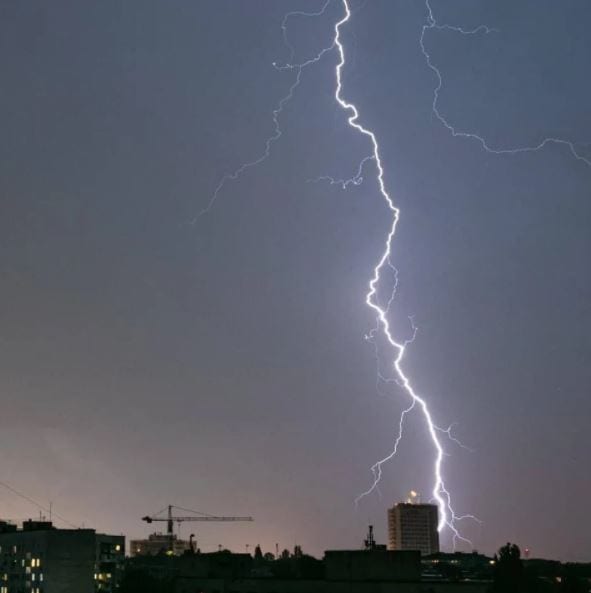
[128,549,425,593]
[170,549,487,593]
[0,519,124,593]
[422,551,495,582]
[122,545,492,593]
[388,502,440,556]
[130,532,190,556]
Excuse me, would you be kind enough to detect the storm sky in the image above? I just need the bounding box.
[1,0,590,560]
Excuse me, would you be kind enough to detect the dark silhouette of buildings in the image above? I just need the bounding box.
[121,547,493,593]
[0,519,124,593]
[1,516,588,593]
[422,551,495,582]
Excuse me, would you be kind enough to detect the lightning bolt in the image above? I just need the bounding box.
[194,67,301,219]
[195,1,335,220]
[332,0,474,547]
[199,0,475,547]
[420,0,591,167]
[281,0,332,65]
[307,155,374,190]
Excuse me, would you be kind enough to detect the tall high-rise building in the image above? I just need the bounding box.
[387,501,439,556]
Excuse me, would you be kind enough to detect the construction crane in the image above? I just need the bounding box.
[141,505,253,553]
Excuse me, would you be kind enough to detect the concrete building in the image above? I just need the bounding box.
[130,532,190,556]
[0,519,124,593]
[388,502,440,556]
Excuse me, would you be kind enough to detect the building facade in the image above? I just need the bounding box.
[0,520,124,593]
[130,532,190,556]
[387,503,440,556]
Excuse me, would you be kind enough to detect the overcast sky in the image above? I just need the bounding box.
[1,0,590,560]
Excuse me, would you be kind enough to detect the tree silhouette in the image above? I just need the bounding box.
[254,544,263,561]
[493,543,524,593]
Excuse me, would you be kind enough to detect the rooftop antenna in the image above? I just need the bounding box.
[364,525,376,551]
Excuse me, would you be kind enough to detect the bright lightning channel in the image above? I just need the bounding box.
[199,0,476,547]
[421,0,591,167]
[332,0,474,546]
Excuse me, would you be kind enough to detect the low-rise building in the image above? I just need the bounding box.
[130,532,190,556]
